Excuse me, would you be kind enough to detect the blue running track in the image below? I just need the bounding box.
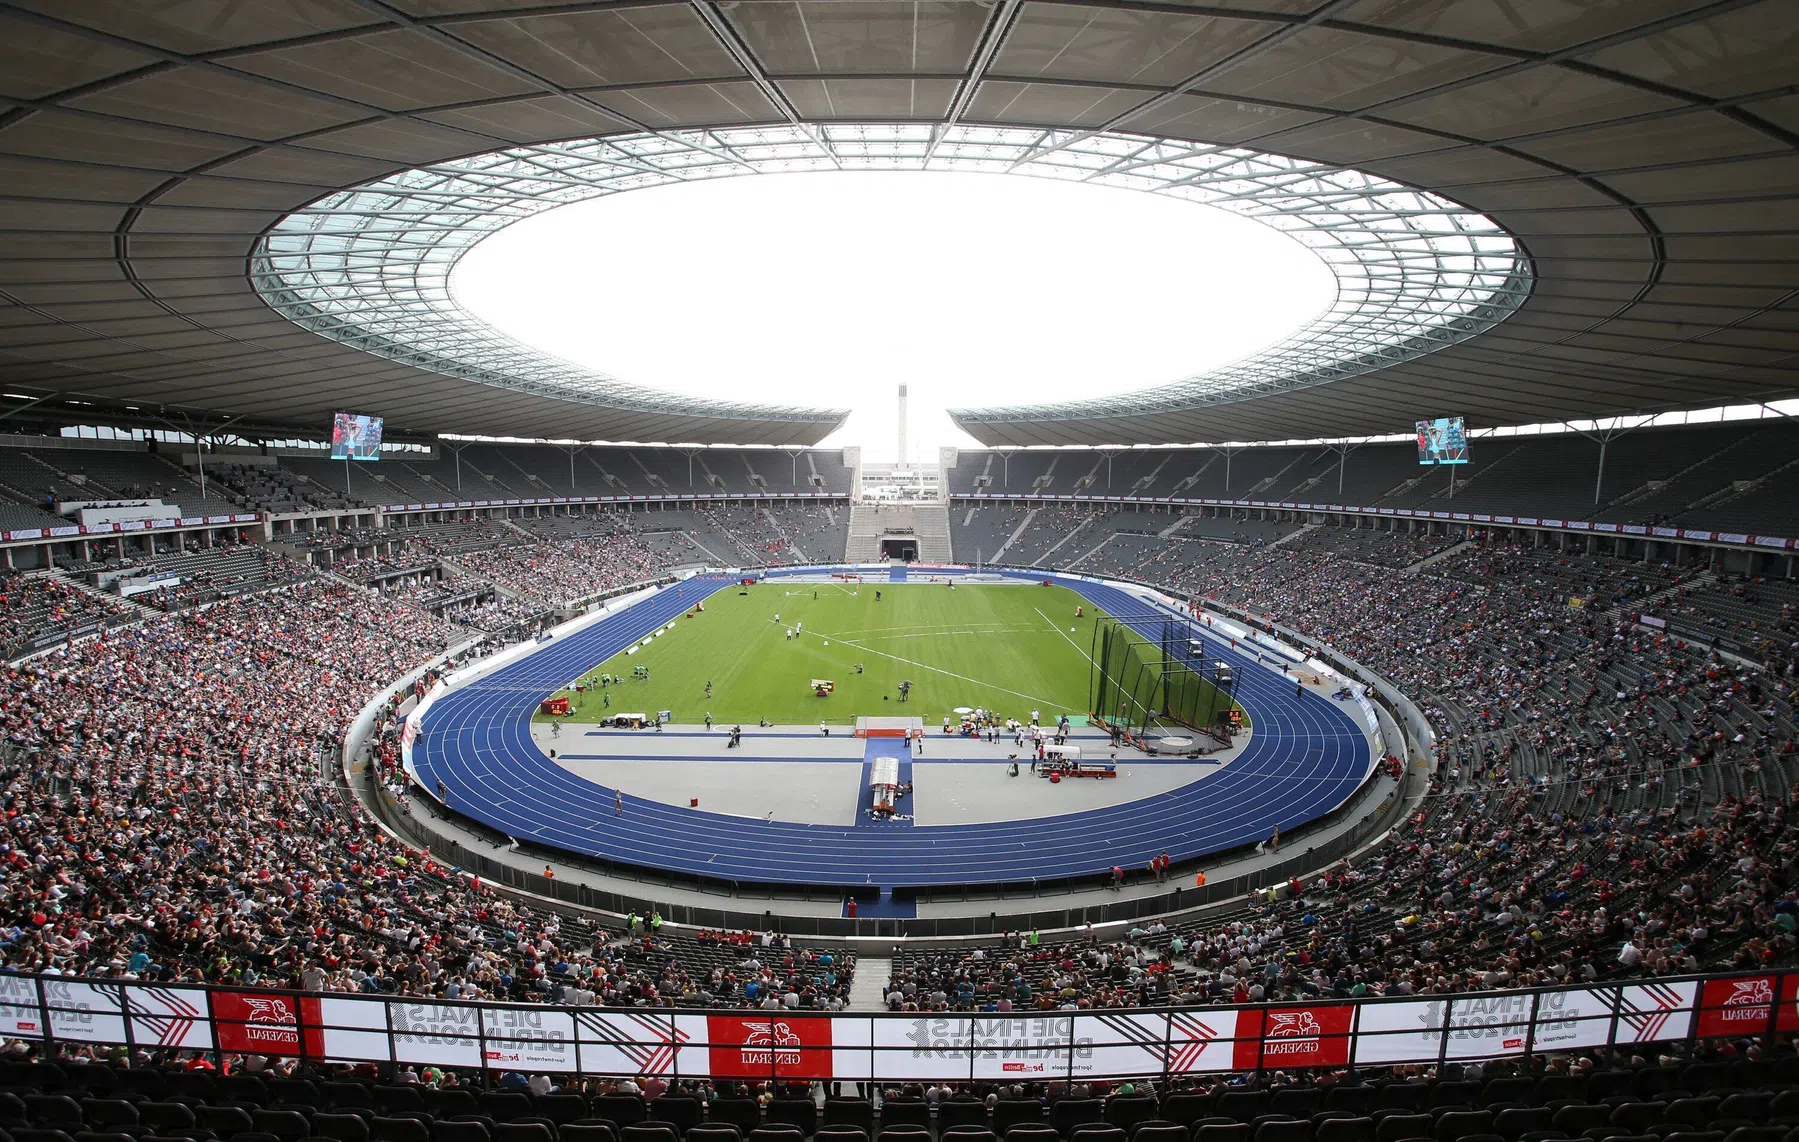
[413,571,1370,889]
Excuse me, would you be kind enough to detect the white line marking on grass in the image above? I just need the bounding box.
[798,625,1065,709]
[851,627,1045,642]
[1035,606,1100,669]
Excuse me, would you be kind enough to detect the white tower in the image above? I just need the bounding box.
[896,383,909,468]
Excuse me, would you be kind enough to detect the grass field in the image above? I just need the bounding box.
[537,581,1109,727]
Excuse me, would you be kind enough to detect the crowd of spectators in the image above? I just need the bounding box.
[886,537,1799,1011]
[601,930,855,1009]
[0,580,621,1003]
[0,572,133,656]
[450,529,671,607]
[3,525,1796,1023]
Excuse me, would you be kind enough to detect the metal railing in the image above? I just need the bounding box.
[4,970,1789,1083]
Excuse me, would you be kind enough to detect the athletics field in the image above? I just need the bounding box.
[537,581,1106,727]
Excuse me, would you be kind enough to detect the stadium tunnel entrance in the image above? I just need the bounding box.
[880,536,918,561]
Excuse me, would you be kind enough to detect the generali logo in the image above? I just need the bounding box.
[1719,979,1773,1022]
[240,997,300,1046]
[739,1020,803,1066]
[1264,1011,1323,1056]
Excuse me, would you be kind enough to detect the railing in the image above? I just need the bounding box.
[3,970,1792,1081]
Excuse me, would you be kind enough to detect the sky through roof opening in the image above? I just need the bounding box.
[453,171,1335,461]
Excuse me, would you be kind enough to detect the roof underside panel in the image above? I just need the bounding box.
[0,0,1793,446]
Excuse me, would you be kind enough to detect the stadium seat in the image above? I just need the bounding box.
[1493,1109,1552,1141]
[561,1126,619,1142]
[1162,1100,1213,1129]
[1195,1126,1250,1142]
[1269,1095,1320,1121]
[1769,1091,1799,1125]
[813,1130,867,1142]
[537,1098,591,1128]
[24,1099,83,1130]
[941,1104,989,1131]
[1720,1097,1774,1127]
[1666,1102,1724,1132]
[1375,1089,1430,1115]
[314,1115,372,1142]
[1314,1119,1374,1142]
[1053,1103,1105,1136]
[198,1109,255,1139]
[371,1118,432,1142]
[1374,1116,1432,1142]
[767,1102,817,1137]
[481,1098,534,1127]
[1218,1098,1272,1126]
[425,1095,479,1122]
[622,1124,681,1142]
[322,1087,373,1114]
[878,1130,931,1142]
[942,1128,997,1142]
[1435,1113,1495,1142]
[994,1106,1044,1134]
[495,1123,554,1142]
[1067,1126,1123,1142]
[1003,1127,1060,1142]
[1251,1121,1308,1142]
[710,1103,763,1135]
[1132,1127,1188,1142]
[746,1127,803,1142]
[137,1104,196,1135]
[1549,1109,1611,1138]
[77,1102,137,1133]
[1325,1094,1375,1118]
[822,1105,872,1134]
[1433,1088,1482,1113]
[1681,1068,1734,1096]
[374,1093,425,1118]
[1107,1102,1160,1131]
[431,1123,489,1142]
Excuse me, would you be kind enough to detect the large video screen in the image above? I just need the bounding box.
[1416,416,1469,465]
[330,412,383,461]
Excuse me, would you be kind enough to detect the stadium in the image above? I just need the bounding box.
[2,0,1799,1125]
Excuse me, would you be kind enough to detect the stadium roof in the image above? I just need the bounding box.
[0,1,1796,448]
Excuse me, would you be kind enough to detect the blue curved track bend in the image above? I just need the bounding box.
[413,571,1370,889]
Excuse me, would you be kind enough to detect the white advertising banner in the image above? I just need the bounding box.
[1352,1000,1443,1065]
[872,1016,983,1080]
[1529,988,1618,1053]
[1440,992,1532,1061]
[388,1001,485,1068]
[482,1005,579,1072]
[0,974,44,1039]
[318,995,391,1063]
[1613,981,1696,1045]
[41,980,126,1043]
[125,985,212,1051]
[575,1011,691,1078]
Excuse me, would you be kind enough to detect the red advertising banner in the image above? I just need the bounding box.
[705,1014,832,1080]
[1696,976,1788,1038]
[212,991,324,1057]
[1233,1004,1355,1070]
